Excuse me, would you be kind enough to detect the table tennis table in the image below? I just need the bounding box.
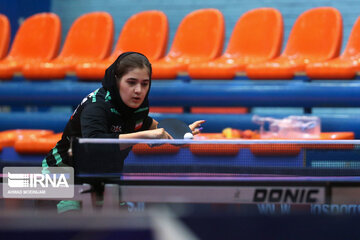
[2,138,360,207]
[2,172,360,212]
[69,138,360,209]
[69,172,360,215]
[2,138,360,240]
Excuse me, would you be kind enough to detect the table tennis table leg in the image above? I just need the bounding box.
[74,184,95,213]
[102,184,120,211]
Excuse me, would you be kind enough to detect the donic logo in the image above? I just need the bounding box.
[7,172,69,188]
[253,188,321,203]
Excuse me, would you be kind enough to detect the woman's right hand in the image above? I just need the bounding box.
[148,128,173,139]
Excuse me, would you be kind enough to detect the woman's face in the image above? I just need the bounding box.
[118,67,150,109]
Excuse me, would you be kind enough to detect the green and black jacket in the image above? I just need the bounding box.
[43,52,153,171]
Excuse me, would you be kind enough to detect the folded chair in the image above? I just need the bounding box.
[22,12,113,80]
[0,129,54,147]
[246,7,342,79]
[188,8,283,79]
[0,14,10,59]
[152,8,224,79]
[14,132,62,154]
[306,16,360,79]
[76,10,168,80]
[0,13,61,80]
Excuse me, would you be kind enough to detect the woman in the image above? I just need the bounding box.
[42,52,204,212]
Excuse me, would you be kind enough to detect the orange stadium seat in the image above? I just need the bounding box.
[14,132,62,154]
[188,8,283,79]
[0,13,61,80]
[0,14,10,60]
[76,10,168,80]
[246,7,342,79]
[22,12,113,80]
[193,131,354,157]
[149,107,184,113]
[190,107,248,114]
[152,8,225,79]
[306,16,360,79]
[0,129,54,147]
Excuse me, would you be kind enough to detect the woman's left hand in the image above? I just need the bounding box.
[189,120,206,135]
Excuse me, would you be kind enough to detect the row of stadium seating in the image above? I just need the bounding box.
[0,128,354,156]
[0,7,359,80]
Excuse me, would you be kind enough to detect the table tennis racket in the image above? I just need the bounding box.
[158,118,193,139]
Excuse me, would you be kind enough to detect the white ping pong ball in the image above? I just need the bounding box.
[184,132,194,139]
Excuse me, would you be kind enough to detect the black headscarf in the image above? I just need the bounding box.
[101,52,152,132]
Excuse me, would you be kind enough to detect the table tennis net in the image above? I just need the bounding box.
[72,138,360,177]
